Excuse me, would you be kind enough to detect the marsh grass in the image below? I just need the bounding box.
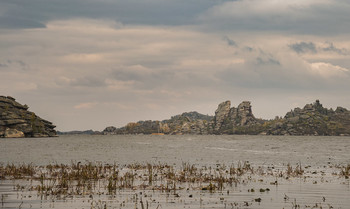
[286,163,304,177]
[1,163,35,179]
[340,164,350,178]
[0,162,347,201]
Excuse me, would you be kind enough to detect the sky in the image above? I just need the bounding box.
[1,0,350,131]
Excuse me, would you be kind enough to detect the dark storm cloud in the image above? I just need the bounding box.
[289,42,317,54]
[0,0,229,29]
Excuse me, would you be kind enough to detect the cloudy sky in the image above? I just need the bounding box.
[1,0,350,131]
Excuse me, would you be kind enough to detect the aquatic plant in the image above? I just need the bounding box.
[340,164,350,177]
[286,163,304,177]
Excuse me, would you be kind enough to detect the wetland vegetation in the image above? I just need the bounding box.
[1,161,350,209]
[1,135,350,208]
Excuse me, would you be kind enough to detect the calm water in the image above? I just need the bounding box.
[1,135,350,166]
[1,135,350,209]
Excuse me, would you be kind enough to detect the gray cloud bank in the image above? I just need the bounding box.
[2,0,350,35]
[199,0,350,35]
[0,0,227,28]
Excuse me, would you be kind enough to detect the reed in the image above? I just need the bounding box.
[0,160,346,202]
[340,164,350,177]
[286,163,304,177]
[147,163,153,185]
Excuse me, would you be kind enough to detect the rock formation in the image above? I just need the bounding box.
[101,99,350,136]
[210,101,262,134]
[266,100,350,136]
[102,111,213,135]
[57,130,100,135]
[0,96,57,138]
[211,101,231,133]
[164,112,211,135]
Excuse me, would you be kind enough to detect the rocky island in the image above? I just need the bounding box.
[0,96,57,138]
[265,100,350,136]
[2,95,348,137]
[103,100,350,136]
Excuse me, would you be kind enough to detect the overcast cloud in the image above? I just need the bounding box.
[1,0,350,131]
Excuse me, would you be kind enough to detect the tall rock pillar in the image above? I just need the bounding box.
[212,101,231,134]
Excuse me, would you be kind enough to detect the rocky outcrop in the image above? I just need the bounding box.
[101,99,350,136]
[57,130,101,135]
[266,100,350,136]
[211,101,231,133]
[209,101,263,134]
[102,101,264,135]
[3,128,25,138]
[164,112,211,135]
[101,126,118,135]
[0,96,57,138]
[102,111,213,135]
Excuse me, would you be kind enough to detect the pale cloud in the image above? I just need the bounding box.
[55,76,73,86]
[145,103,163,111]
[310,62,349,77]
[110,103,136,111]
[74,102,98,110]
[14,82,38,91]
[202,0,332,20]
[62,53,105,63]
[105,79,135,90]
[199,0,350,35]
[179,58,245,69]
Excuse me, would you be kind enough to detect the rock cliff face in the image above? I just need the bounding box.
[210,101,262,134]
[211,101,231,133]
[0,96,57,138]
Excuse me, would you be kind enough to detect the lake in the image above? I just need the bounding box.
[1,135,350,209]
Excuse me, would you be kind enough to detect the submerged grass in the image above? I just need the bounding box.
[340,164,350,178]
[0,162,347,209]
[0,162,348,198]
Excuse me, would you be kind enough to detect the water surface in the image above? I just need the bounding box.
[1,135,350,167]
[1,135,350,209]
